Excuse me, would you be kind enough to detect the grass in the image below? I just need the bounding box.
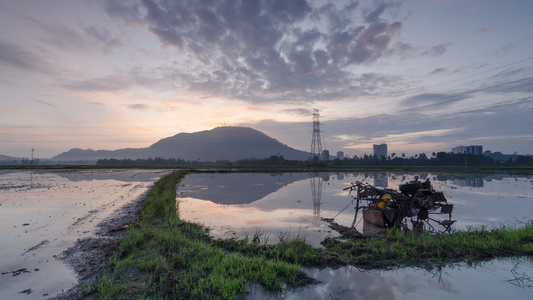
[321,223,533,269]
[82,170,314,299]
[81,170,533,299]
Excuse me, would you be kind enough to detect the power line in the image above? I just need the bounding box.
[327,96,532,133]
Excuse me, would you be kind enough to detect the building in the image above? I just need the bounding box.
[336,151,344,160]
[322,150,330,160]
[451,146,465,154]
[373,144,387,159]
[452,145,483,155]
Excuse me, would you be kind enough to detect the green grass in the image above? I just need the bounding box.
[82,170,313,299]
[82,170,533,299]
[320,223,533,269]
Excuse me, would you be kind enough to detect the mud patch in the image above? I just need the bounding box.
[22,240,49,255]
[323,218,367,240]
[2,268,32,277]
[50,187,148,299]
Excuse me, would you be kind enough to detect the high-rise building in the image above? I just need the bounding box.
[452,145,483,155]
[468,145,483,155]
[373,144,387,159]
[336,151,344,159]
[322,150,330,160]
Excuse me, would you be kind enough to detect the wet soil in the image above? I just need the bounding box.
[323,219,367,240]
[50,190,147,299]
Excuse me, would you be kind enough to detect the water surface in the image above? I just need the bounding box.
[0,169,169,299]
[177,171,533,243]
[177,171,533,299]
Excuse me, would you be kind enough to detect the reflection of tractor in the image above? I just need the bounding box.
[343,178,455,233]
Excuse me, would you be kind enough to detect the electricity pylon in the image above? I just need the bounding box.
[309,109,322,161]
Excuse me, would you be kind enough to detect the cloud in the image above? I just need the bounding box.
[312,99,533,155]
[422,43,451,57]
[62,75,131,91]
[402,92,471,109]
[127,103,149,110]
[125,103,177,113]
[29,99,55,107]
[84,25,123,51]
[429,68,446,75]
[281,108,313,116]
[101,0,143,23]
[474,27,494,35]
[61,66,169,92]
[0,39,48,72]
[17,10,123,54]
[99,0,408,103]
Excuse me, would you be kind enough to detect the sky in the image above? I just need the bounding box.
[1,0,532,159]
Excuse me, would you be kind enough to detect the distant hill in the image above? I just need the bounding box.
[52,126,309,162]
[0,155,22,161]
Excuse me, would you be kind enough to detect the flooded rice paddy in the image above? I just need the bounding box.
[0,169,169,299]
[177,172,533,244]
[178,171,533,299]
[1,169,531,299]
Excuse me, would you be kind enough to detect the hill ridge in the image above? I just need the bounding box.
[52,126,309,161]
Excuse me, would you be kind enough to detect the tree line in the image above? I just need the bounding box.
[95,152,533,167]
[328,152,532,167]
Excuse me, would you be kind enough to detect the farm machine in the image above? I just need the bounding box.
[344,177,455,233]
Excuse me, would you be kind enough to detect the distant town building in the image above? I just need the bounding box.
[322,150,330,160]
[451,146,465,154]
[373,144,387,159]
[452,145,483,155]
[336,151,344,160]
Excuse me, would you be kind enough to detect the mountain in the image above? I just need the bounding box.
[0,155,23,161]
[52,126,309,162]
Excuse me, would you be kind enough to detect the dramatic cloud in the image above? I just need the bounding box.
[99,0,408,102]
[1,0,532,158]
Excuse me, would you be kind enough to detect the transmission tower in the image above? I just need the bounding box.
[310,175,323,217]
[310,109,323,160]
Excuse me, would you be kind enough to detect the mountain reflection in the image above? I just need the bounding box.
[178,172,313,204]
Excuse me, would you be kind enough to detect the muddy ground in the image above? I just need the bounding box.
[50,188,147,299]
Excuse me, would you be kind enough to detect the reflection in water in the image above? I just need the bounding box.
[178,172,341,246]
[373,171,389,188]
[453,178,484,187]
[178,173,310,204]
[250,257,533,300]
[309,174,323,217]
[178,171,533,241]
[178,171,533,299]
